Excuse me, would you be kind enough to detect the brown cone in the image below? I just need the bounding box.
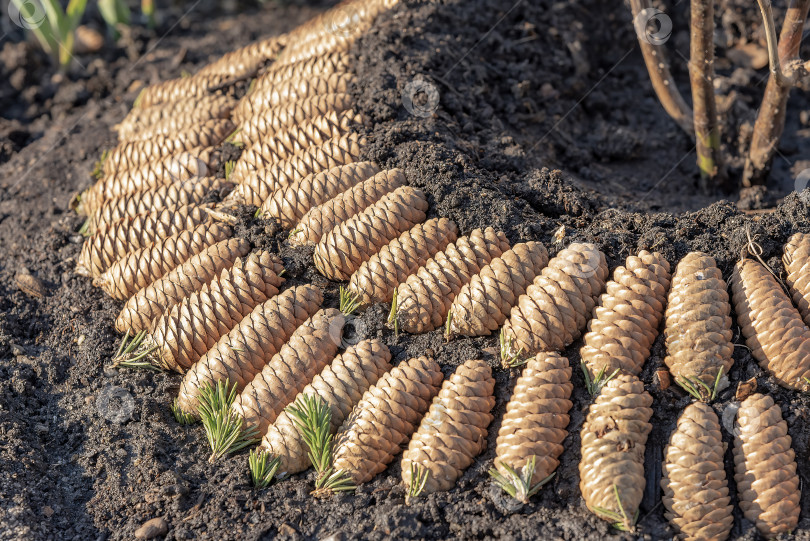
[135,73,234,109]
[401,359,495,495]
[196,35,284,79]
[115,94,236,141]
[783,232,810,326]
[251,51,351,97]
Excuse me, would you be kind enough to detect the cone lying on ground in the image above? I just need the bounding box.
[664,252,733,397]
[135,73,234,109]
[230,133,365,207]
[115,94,237,141]
[731,257,810,392]
[661,402,733,541]
[349,218,459,307]
[449,242,549,337]
[196,35,285,79]
[261,161,380,230]
[274,30,355,68]
[77,204,214,278]
[236,93,354,146]
[783,232,810,326]
[494,352,573,487]
[332,356,444,485]
[115,238,251,334]
[260,339,392,474]
[93,222,231,300]
[251,51,352,97]
[396,227,511,334]
[579,373,652,530]
[231,308,346,434]
[175,284,323,416]
[231,110,364,183]
[289,167,406,246]
[313,185,428,281]
[401,359,495,495]
[580,250,671,378]
[147,251,285,373]
[733,393,801,538]
[84,178,225,236]
[502,242,608,356]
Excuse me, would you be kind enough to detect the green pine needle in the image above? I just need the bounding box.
[78,218,91,236]
[488,456,554,503]
[286,395,333,474]
[444,309,454,341]
[676,367,723,402]
[388,288,399,337]
[406,463,430,503]
[133,89,145,108]
[253,207,263,218]
[198,380,260,462]
[288,228,302,238]
[249,449,281,488]
[224,160,236,180]
[499,329,526,369]
[339,286,361,315]
[313,467,355,497]
[591,484,638,532]
[91,149,109,180]
[171,399,197,425]
[113,330,162,371]
[581,362,619,397]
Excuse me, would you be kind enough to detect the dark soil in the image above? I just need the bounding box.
[2,0,810,539]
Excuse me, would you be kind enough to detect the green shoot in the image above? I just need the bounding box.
[141,0,155,29]
[112,330,161,371]
[499,329,525,369]
[288,228,302,238]
[313,467,355,497]
[249,449,281,488]
[388,288,399,337]
[92,149,109,180]
[98,0,130,39]
[591,484,638,532]
[444,309,454,341]
[406,463,430,503]
[581,362,619,397]
[676,367,723,402]
[339,286,361,315]
[78,217,91,236]
[224,160,236,181]
[225,129,242,144]
[133,89,145,108]
[10,0,89,71]
[171,399,197,425]
[253,207,263,219]
[488,456,553,503]
[198,380,260,462]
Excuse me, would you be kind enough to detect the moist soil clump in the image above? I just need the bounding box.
[2,0,810,539]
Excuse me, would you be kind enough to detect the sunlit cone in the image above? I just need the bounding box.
[783,232,810,326]
[135,73,235,109]
[251,51,352,97]
[115,94,237,141]
[196,35,285,79]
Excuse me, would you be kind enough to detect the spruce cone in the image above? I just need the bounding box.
[401,359,495,494]
[260,161,380,230]
[783,232,810,326]
[135,73,233,109]
[349,218,459,306]
[233,72,353,122]
[733,393,801,538]
[115,94,236,141]
[250,51,352,100]
[237,93,354,146]
[93,222,231,300]
[502,242,609,356]
[77,204,213,278]
[275,32,355,68]
[289,168,406,246]
[175,284,323,416]
[661,402,733,541]
[114,238,251,334]
[148,251,285,373]
[396,227,511,334]
[449,242,549,337]
[332,356,444,485]
[579,373,652,528]
[260,339,392,474]
[231,133,364,207]
[664,252,733,395]
[580,250,671,377]
[494,352,573,485]
[232,309,346,434]
[196,36,284,79]
[731,258,810,391]
[313,185,429,281]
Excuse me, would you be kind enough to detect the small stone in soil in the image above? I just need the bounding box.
[135,517,168,539]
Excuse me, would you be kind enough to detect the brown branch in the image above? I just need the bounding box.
[689,0,724,192]
[743,0,810,186]
[630,0,694,136]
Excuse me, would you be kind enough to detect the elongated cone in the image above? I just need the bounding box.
[232,308,346,434]
[664,252,733,395]
[313,185,428,281]
[401,359,495,494]
[85,178,225,235]
[115,94,236,140]
[289,168,406,246]
[275,31,355,68]
[261,162,380,229]
[731,258,810,391]
[449,242,549,336]
[77,204,214,278]
[148,251,285,373]
[580,250,671,377]
[114,238,251,334]
[231,133,365,207]
[733,393,800,538]
[231,110,363,183]
[783,232,810,326]
[349,218,459,306]
[175,284,323,416]
[93,222,231,300]
[104,119,234,174]
[396,227,511,334]
[495,352,572,485]
[579,373,652,528]
[251,51,351,96]
[502,243,609,356]
[135,73,233,109]
[260,339,392,474]
[661,402,733,541]
[332,356,444,485]
[196,35,284,78]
